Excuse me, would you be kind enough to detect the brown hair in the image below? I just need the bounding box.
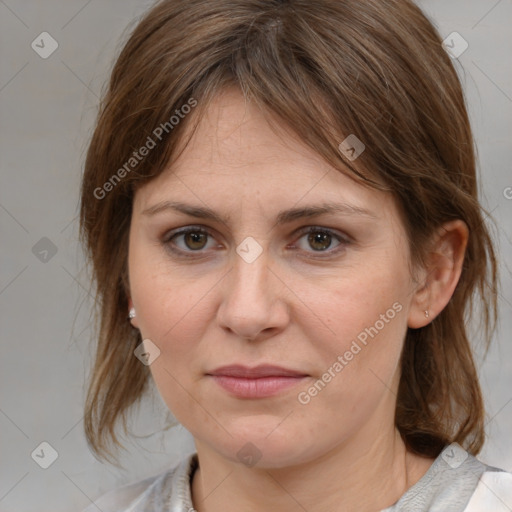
[80,0,498,463]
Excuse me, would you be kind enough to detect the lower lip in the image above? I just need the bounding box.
[209,375,307,398]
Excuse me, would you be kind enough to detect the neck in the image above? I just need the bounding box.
[191,423,434,512]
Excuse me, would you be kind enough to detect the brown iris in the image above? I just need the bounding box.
[184,231,208,250]
[308,231,332,251]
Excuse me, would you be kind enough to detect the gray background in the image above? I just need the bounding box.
[0,1,511,511]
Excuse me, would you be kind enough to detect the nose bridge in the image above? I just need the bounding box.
[217,243,288,339]
[229,245,273,309]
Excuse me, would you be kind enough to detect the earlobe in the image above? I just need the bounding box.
[127,298,139,328]
[407,272,432,329]
[407,220,468,329]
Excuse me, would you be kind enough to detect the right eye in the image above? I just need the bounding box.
[163,226,221,255]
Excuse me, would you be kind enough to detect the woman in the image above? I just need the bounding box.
[80,0,512,510]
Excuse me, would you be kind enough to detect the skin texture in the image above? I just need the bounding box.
[127,88,468,512]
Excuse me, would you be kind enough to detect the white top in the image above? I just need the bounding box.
[83,443,512,511]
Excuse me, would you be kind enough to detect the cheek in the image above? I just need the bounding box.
[300,260,408,352]
[132,270,210,354]
[129,263,215,424]
[129,235,206,341]
[292,290,407,445]
[296,263,409,403]
[128,253,225,417]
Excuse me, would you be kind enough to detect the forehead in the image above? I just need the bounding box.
[132,88,397,225]
[174,88,329,176]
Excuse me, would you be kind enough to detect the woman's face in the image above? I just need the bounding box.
[128,88,419,468]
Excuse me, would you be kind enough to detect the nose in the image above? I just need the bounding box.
[216,248,290,342]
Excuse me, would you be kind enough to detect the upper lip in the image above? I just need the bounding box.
[207,364,308,378]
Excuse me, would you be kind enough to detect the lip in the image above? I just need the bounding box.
[208,364,308,378]
[206,365,309,399]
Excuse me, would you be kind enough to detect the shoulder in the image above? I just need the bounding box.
[463,470,512,512]
[81,453,198,512]
[383,443,512,512]
[81,473,164,512]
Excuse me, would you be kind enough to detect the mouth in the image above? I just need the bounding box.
[206,364,309,399]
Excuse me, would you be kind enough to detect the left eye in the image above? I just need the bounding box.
[293,228,344,253]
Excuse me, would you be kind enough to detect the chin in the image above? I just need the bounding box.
[204,419,326,470]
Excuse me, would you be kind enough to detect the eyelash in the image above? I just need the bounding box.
[162,225,351,259]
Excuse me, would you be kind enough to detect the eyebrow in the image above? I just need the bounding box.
[141,200,377,224]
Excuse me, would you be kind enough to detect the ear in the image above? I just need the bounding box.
[408,220,469,329]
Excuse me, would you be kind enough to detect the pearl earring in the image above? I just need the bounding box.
[424,310,429,318]
[128,307,136,320]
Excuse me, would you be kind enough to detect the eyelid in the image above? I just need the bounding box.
[162,224,351,257]
[162,225,211,242]
[293,225,352,243]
